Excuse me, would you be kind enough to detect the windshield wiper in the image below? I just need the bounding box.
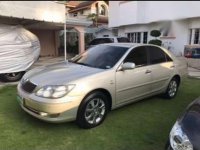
[74,62,92,67]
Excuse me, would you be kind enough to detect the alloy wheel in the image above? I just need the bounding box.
[168,80,177,97]
[84,98,106,125]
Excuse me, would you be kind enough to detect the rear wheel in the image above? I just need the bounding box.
[76,91,109,129]
[164,77,179,99]
[0,72,25,82]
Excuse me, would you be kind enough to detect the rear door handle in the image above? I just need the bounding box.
[145,70,152,74]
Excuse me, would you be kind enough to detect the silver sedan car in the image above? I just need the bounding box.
[17,43,188,128]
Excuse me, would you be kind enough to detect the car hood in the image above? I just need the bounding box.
[24,62,104,86]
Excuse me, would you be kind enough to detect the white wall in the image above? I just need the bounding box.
[0,1,65,23]
[109,1,200,27]
[117,20,193,56]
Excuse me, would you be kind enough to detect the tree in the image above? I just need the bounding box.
[87,13,98,27]
[148,30,162,46]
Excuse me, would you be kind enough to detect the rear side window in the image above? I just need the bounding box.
[147,46,170,64]
[124,46,148,67]
[89,38,114,45]
[117,37,130,43]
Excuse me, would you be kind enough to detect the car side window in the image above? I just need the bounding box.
[124,46,148,67]
[89,38,114,45]
[147,46,168,64]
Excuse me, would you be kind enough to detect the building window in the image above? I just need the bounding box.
[127,32,148,44]
[99,5,106,16]
[190,28,200,44]
[130,32,141,43]
[194,29,200,44]
[143,32,148,44]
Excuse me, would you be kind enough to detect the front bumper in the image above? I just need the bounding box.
[17,84,84,123]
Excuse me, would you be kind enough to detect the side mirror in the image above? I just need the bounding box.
[120,62,136,71]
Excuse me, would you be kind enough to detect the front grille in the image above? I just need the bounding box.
[21,81,37,93]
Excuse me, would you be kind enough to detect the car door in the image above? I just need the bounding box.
[146,46,175,93]
[115,46,152,104]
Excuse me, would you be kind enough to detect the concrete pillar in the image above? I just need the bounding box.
[75,26,85,54]
[79,31,85,54]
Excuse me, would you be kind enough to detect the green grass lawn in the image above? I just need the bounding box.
[0,78,199,150]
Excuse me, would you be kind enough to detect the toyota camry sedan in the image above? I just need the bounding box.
[17,43,188,129]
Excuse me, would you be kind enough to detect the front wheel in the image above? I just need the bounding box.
[0,72,25,82]
[76,92,109,129]
[164,78,179,99]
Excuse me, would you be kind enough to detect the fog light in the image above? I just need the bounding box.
[39,112,48,116]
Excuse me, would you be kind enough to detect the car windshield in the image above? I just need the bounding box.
[70,45,129,69]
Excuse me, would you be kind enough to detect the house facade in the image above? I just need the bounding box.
[109,1,200,56]
[67,1,109,26]
[63,1,115,51]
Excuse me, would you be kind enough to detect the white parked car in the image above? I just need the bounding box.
[86,37,130,49]
[0,24,40,82]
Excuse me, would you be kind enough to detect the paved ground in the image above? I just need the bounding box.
[188,67,200,79]
[0,56,200,88]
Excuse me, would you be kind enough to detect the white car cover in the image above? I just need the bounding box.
[0,24,40,74]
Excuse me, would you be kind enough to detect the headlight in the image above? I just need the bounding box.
[170,121,193,150]
[35,85,75,98]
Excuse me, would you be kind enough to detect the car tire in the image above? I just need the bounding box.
[164,77,179,99]
[76,91,109,129]
[0,71,25,82]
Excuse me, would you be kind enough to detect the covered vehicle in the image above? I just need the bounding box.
[0,24,40,82]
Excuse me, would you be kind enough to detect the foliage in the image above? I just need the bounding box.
[149,30,162,46]
[87,13,98,27]
[85,33,95,46]
[148,39,162,46]
[150,30,161,37]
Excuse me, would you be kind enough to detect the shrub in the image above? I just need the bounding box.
[150,30,161,37]
[148,30,162,46]
[148,39,162,46]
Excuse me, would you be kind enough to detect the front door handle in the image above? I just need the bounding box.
[145,70,152,74]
